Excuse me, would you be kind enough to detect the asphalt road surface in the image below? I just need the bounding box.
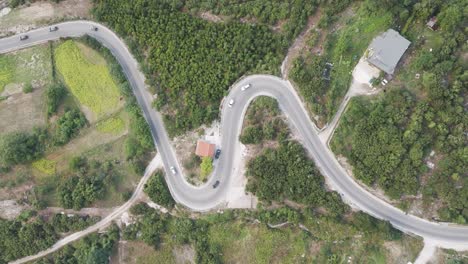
[1,21,467,263]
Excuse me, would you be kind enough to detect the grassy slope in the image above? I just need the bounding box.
[235,95,423,263]
[55,40,121,118]
[0,45,52,134]
[0,40,143,208]
[324,6,392,120]
[291,3,392,126]
[330,6,468,222]
[0,56,13,93]
[209,220,309,263]
[0,45,53,92]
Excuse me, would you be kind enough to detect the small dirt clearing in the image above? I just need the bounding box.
[0,0,91,36]
[0,44,51,133]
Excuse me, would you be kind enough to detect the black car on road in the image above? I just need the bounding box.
[212,180,220,189]
[215,149,221,159]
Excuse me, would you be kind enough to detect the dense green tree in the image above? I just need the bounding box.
[240,96,289,144]
[93,0,288,136]
[200,157,213,180]
[0,218,57,263]
[438,5,463,32]
[246,140,346,214]
[58,160,114,210]
[45,82,67,116]
[36,224,119,264]
[51,214,99,233]
[144,171,175,209]
[53,109,87,145]
[0,129,46,169]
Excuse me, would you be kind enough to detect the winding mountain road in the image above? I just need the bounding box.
[1,21,467,263]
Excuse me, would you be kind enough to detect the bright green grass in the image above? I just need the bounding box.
[32,158,57,176]
[0,56,13,93]
[0,45,52,94]
[209,221,310,263]
[55,40,121,118]
[324,6,392,121]
[96,116,125,135]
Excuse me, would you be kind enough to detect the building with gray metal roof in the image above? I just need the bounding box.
[366,29,410,75]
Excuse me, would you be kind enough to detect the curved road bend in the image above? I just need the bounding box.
[1,21,467,263]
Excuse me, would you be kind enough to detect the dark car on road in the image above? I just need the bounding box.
[19,35,28,41]
[212,180,220,189]
[214,149,221,159]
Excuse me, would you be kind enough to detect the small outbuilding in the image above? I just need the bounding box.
[366,29,411,75]
[426,17,438,31]
[195,140,216,158]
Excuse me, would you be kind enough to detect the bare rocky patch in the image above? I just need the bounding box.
[199,11,223,23]
[0,200,26,220]
[281,9,322,79]
[0,0,91,36]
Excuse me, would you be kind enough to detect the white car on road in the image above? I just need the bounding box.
[228,99,235,107]
[170,166,176,175]
[241,83,251,91]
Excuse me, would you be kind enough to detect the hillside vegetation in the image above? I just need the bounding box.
[1,38,154,211]
[0,211,99,263]
[93,0,294,136]
[0,56,13,93]
[332,0,467,223]
[290,1,392,126]
[107,203,420,263]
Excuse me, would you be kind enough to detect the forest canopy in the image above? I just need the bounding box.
[93,0,289,136]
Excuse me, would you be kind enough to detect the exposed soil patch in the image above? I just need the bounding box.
[38,206,115,219]
[0,200,26,220]
[199,11,223,23]
[0,84,47,134]
[19,2,54,21]
[0,0,91,36]
[173,245,196,264]
[111,240,194,264]
[281,9,322,79]
[0,168,34,201]
[384,240,420,263]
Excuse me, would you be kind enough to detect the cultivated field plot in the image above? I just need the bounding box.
[55,40,122,121]
[0,38,148,210]
[0,44,52,133]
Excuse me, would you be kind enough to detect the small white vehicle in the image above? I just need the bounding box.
[228,99,235,108]
[49,26,59,32]
[170,166,176,175]
[241,83,251,91]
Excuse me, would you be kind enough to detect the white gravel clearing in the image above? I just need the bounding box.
[0,200,25,220]
[226,142,258,209]
[0,7,11,18]
[414,240,437,264]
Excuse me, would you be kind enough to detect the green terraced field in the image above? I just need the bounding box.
[55,40,121,118]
